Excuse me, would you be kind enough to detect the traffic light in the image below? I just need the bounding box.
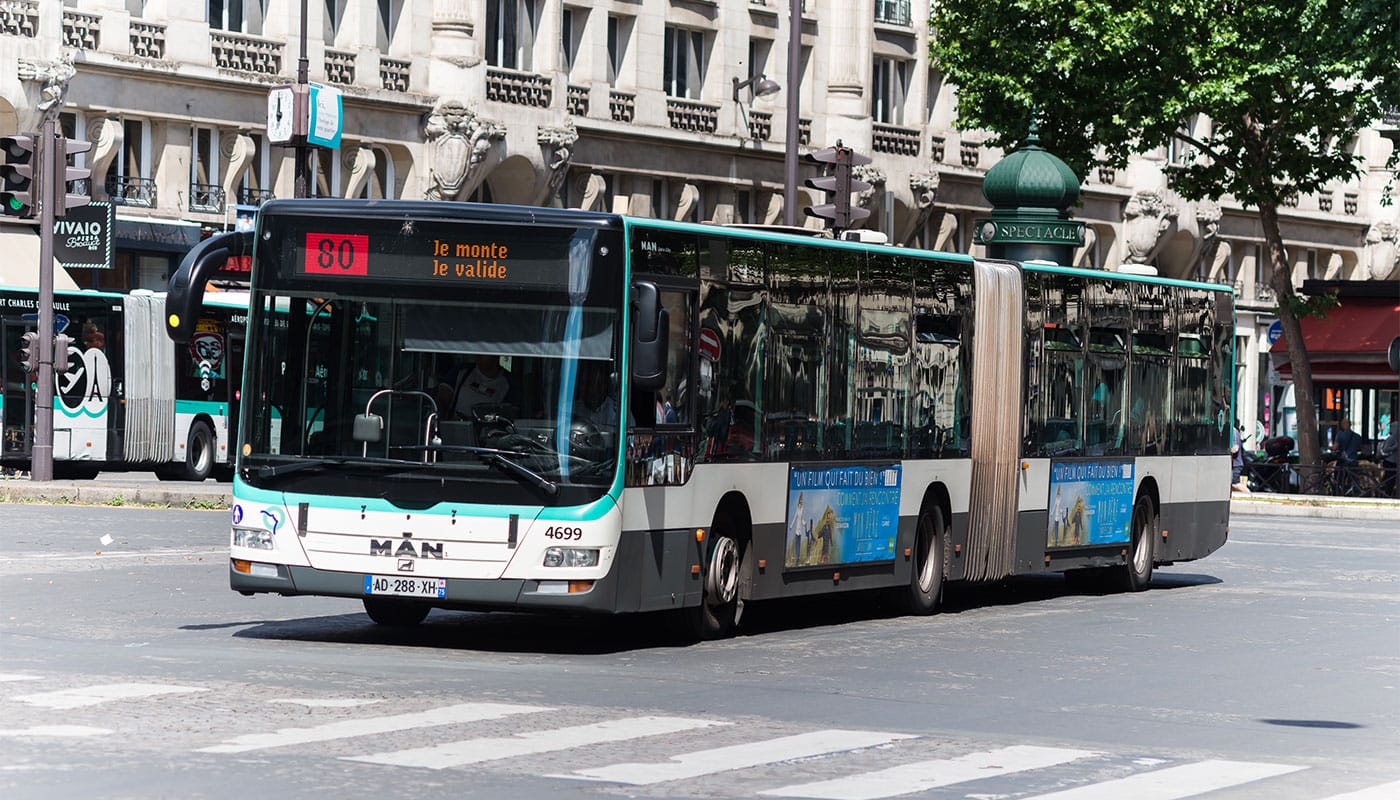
[57,137,92,216]
[1,133,38,218]
[18,330,39,372]
[53,332,74,373]
[803,141,872,232]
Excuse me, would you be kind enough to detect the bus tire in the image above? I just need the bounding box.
[178,421,215,482]
[363,598,431,627]
[684,513,746,640]
[1113,494,1156,592]
[899,507,945,615]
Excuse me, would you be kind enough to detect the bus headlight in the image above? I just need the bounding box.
[543,547,599,568]
[233,527,275,550]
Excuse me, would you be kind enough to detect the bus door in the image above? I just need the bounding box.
[1,319,36,460]
[226,324,244,460]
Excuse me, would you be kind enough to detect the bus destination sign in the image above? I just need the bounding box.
[295,224,581,290]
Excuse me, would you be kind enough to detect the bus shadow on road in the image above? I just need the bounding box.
[226,570,1224,655]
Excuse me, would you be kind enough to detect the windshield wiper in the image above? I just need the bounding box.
[479,451,558,497]
[252,457,347,479]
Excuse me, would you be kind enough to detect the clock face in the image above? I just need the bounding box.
[267,87,294,143]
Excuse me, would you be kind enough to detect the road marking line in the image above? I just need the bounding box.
[266,698,384,708]
[0,725,112,737]
[343,715,726,770]
[198,702,550,754]
[556,729,918,785]
[759,744,1098,799]
[1317,779,1400,800]
[0,674,42,682]
[14,683,206,710]
[1014,759,1306,799]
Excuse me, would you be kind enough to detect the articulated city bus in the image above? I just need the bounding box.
[2,286,244,480]
[166,199,1233,637]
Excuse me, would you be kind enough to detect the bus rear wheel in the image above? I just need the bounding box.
[684,514,746,640]
[897,507,945,615]
[1113,495,1156,592]
[174,421,215,482]
[363,598,431,627]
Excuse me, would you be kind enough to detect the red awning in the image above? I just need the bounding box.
[1271,299,1400,385]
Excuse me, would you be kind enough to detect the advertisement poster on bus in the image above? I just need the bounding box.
[1047,459,1135,548]
[785,464,901,568]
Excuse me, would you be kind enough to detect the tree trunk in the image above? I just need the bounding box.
[1260,204,1322,491]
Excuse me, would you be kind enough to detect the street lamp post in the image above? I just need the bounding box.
[784,0,801,227]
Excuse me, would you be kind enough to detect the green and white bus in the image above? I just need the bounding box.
[3,285,245,480]
[166,199,1234,637]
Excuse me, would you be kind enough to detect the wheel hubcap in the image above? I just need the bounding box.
[916,521,937,593]
[706,536,739,605]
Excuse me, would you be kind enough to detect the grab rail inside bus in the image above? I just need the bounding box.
[165,229,254,344]
[355,389,440,462]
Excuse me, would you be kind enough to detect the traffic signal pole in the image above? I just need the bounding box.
[33,118,56,481]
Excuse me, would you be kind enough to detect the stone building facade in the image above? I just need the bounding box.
[2,0,1396,439]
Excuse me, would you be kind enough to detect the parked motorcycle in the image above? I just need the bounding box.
[1242,435,1296,493]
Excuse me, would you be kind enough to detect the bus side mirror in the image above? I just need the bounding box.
[354,413,383,443]
[165,230,254,344]
[631,281,668,393]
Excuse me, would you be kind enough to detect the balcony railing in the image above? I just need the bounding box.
[324,49,355,86]
[106,176,157,208]
[609,90,636,123]
[747,110,772,142]
[237,187,275,206]
[486,67,551,107]
[567,84,589,117]
[873,123,920,156]
[0,0,38,38]
[874,0,911,26]
[960,139,982,168]
[210,30,284,77]
[929,134,946,163]
[380,57,410,91]
[666,98,719,134]
[62,9,100,50]
[798,117,811,146]
[188,183,225,214]
[1344,192,1358,215]
[130,20,165,59]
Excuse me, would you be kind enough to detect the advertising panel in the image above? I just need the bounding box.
[785,464,901,568]
[1047,459,1135,548]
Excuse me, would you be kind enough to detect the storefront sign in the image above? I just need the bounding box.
[54,202,114,270]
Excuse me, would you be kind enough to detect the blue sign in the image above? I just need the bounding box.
[1047,460,1135,548]
[786,464,901,568]
[306,82,343,149]
[1267,319,1283,346]
[22,312,70,336]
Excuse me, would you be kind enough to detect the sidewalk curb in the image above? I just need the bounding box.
[0,481,230,510]
[1229,495,1400,521]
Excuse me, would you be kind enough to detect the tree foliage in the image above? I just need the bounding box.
[931,0,1400,204]
[930,0,1400,474]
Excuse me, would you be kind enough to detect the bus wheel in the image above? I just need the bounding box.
[1114,495,1156,592]
[899,507,945,615]
[685,514,746,640]
[363,598,430,627]
[179,421,215,482]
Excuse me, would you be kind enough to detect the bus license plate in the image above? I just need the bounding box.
[363,575,446,598]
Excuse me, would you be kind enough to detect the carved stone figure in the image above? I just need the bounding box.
[18,54,77,126]
[535,119,578,205]
[851,164,886,227]
[423,100,505,201]
[1123,189,1179,265]
[1362,219,1399,280]
[900,171,941,245]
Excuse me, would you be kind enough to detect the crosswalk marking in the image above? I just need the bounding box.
[0,673,42,682]
[1015,759,1307,799]
[760,745,1098,799]
[1315,779,1400,800]
[0,725,112,737]
[197,702,549,754]
[343,715,726,770]
[556,729,918,785]
[14,682,206,710]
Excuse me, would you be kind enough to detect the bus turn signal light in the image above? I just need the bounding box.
[232,559,251,574]
[568,581,593,593]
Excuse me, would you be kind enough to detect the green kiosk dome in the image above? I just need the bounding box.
[974,127,1085,265]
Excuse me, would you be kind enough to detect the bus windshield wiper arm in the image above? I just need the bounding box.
[478,451,558,496]
[254,457,347,479]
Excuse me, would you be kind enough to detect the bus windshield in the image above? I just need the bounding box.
[237,212,625,506]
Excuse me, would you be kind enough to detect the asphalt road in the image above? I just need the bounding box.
[0,505,1396,800]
